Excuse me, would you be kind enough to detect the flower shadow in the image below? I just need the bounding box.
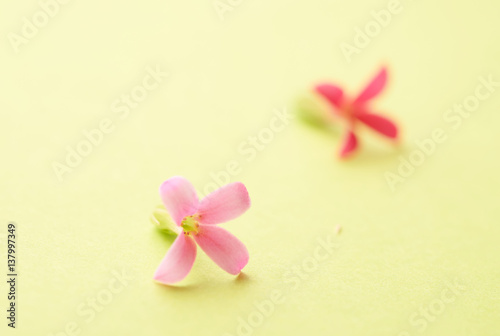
[154,271,252,297]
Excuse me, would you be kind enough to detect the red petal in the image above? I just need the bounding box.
[315,83,344,108]
[354,67,387,104]
[356,112,398,139]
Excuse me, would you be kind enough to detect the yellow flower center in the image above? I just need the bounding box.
[181,215,199,235]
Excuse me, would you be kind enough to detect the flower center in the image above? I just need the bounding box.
[181,215,199,235]
[339,100,355,118]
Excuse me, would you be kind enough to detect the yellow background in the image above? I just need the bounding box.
[1,0,499,335]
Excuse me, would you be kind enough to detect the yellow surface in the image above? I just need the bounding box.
[1,0,500,335]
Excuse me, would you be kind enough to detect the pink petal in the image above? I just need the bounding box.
[339,130,358,158]
[159,176,199,226]
[356,112,398,139]
[315,83,344,108]
[198,182,251,225]
[193,225,249,275]
[153,233,197,285]
[354,67,388,104]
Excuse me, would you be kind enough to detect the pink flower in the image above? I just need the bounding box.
[315,67,399,158]
[153,176,251,285]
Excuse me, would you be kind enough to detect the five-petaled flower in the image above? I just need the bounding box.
[153,176,251,285]
[315,67,399,158]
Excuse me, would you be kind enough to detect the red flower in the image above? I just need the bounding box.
[315,67,399,158]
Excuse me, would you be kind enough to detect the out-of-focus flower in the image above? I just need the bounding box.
[314,67,399,158]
